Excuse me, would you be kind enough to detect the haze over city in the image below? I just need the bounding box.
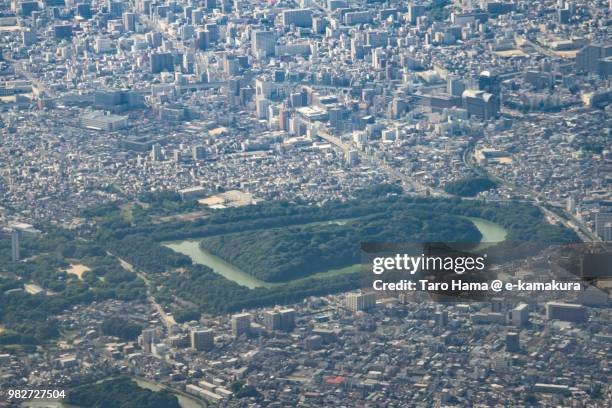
[0,0,610,407]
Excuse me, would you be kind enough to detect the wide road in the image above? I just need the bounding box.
[6,56,57,99]
[461,144,600,243]
[316,128,449,196]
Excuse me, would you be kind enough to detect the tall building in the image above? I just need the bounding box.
[447,75,466,97]
[264,310,281,330]
[490,297,506,313]
[205,23,219,43]
[279,308,296,331]
[196,29,209,50]
[576,44,612,76]
[545,302,587,323]
[478,70,500,95]
[18,1,39,17]
[345,149,359,166]
[435,310,448,328]
[22,28,36,46]
[256,98,270,119]
[345,292,376,311]
[145,32,162,48]
[557,4,571,24]
[252,30,276,58]
[141,328,156,353]
[492,353,511,372]
[278,105,289,131]
[511,304,529,327]
[223,54,240,75]
[11,229,20,262]
[54,24,73,39]
[151,143,162,161]
[462,90,499,121]
[76,3,92,19]
[151,52,174,73]
[485,1,516,15]
[580,252,611,279]
[595,213,612,240]
[172,149,182,163]
[603,223,612,242]
[351,39,364,60]
[282,9,313,27]
[344,10,372,25]
[93,90,144,111]
[407,3,426,24]
[192,145,206,160]
[191,329,214,351]
[506,332,520,352]
[264,309,296,331]
[327,0,347,10]
[312,16,326,34]
[566,196,575,213]
[191,9,203,25]
[123,12,136,32]
[598,57,612,79]
[305,335,323,350]
[231,313,251,337]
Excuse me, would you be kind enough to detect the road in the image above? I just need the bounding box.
[518,36,566,60]
[316,128,448,196]
[108,252,177,330]
[178,81,227,92]
[461,144,600,243]
[6,56,57,99]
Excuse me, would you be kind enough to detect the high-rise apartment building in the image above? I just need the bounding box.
[345,292,376,311]
[11,229,20,262]
[191,329,214,351]
[282,9,312,28]
[545,302,587,323]
[231,313,251,337]
[252,30,276,57]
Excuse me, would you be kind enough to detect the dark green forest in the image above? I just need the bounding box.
[101,317,143,340]
[109,193,576,314]
[0,229,146,347]
[199,211,481,282]
[0,186,578,344]
[444,177,499,197]
[67,377,181,408]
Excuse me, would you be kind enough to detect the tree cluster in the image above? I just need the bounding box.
[67,377,181,408]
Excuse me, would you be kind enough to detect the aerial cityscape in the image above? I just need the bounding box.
[0,0,610,406]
